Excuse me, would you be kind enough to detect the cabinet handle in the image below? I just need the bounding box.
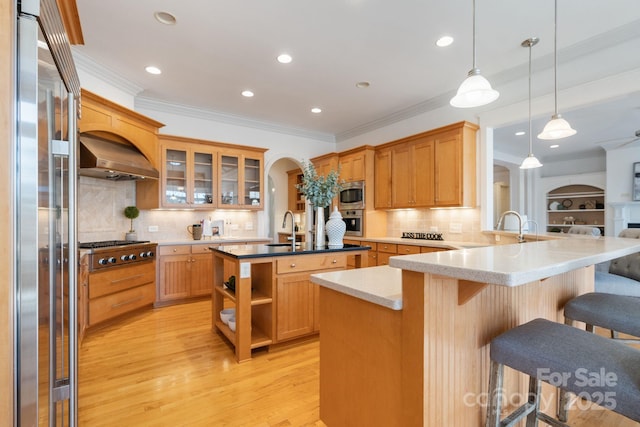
[111,296,143,309]
[173,248,177,253]
[290,263,296,268]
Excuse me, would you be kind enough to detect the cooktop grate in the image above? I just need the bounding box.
[78,240,150,249]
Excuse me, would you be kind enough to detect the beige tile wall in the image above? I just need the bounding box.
[78,176,259,242]
[386,208,486,242]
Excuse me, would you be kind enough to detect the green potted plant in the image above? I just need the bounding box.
[123,206,140,241]
[296,162,342,247]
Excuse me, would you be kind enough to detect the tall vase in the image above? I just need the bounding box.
[326,207,346,247]
[315,206,325,248]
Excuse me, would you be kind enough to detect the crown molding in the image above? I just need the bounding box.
[71,48,143,96]
[135,97,336,143]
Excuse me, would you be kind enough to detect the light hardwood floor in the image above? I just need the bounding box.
[78,300,638,427]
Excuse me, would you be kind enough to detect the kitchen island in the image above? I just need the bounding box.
[310,236,640,426]
[210,243,369,362]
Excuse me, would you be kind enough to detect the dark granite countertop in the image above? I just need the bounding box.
[210,243,371,259]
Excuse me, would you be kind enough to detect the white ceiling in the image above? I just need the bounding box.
[72,0,640,161]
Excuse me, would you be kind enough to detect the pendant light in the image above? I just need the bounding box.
[537,0,576,140]
[450,0,499,108]
[520,37,543,169]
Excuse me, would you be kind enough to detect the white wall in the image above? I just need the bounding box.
[268,158,301,238]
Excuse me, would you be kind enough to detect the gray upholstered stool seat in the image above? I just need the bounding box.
[564,292,640,339]
[486,318,640,426]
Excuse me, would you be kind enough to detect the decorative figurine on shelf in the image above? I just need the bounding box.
[297,161,343,248]
[123,206,140,241]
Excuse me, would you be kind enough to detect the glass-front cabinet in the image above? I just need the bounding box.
[161,143,217,209]
[218,149,264,209]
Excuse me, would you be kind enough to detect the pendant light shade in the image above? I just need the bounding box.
[520,37,542,170]
[450,0,499,108]
[538,114,576,140]
[537,0,576,140]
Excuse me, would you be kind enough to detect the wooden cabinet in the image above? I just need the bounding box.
[219,149,264,209]
[374,121,478,209]
[546,185,606,234]
[137,135,266,210]
[275,253,347,341]
[374,148,392,209]
[338,151,366,182]
[311,152,339,177]
[157,244,215,304]
[87,262,156,326]
[159,140,217,208]
[287,168,305,212]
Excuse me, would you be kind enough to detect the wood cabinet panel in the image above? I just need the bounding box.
[276,254,347,274]
[158,253,191,301]
[190,253,214,297]
[377,243,397,253]
[374,148,392,209]
[276,273,315,341]
[397,244,421,255]
[157,244,214,303]
[89,262,155,299]
[89,283,155,326]
[339,151,365,182]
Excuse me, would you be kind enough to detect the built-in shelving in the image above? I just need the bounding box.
[546,185,606,235]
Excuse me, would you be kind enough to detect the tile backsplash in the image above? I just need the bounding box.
[78,176,259,242]
[386,208,486,242]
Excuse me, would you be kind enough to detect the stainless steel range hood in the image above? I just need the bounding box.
[79,133,159,180]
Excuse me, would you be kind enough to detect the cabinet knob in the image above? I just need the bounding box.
[332,259,337,264]
[173,248,177,252]
[290,263,296,268]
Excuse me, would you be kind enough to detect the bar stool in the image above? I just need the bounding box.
[564,292,640,344]
[486,318,640,427]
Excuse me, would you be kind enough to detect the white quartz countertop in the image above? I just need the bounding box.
[155,237,271,246]
[389,236,640,287]
[311,266,402,310]
[358,236,489,249]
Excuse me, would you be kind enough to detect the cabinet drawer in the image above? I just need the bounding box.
[276,254,347,274]
[397,244,421,255]
[159,245,191,256]
[191,244,217,254]
[89,283,155,326]
[377,252,393,266]
[89,262,155,299]
[364,242,377,251]
[378,243,397,253]
[421,246,448,253]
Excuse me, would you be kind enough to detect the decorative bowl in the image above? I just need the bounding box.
[228,316,236,332]
[220,308,235,325]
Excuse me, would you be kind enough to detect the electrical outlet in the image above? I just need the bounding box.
[231,224,239,231]
[449,223,462,234]
[429,226,438,232]
[240,262,251,279]
[245,222,253,230]
[148,225,159,232]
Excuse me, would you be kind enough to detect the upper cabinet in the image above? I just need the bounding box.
[79,89,164,167]
[138,135,266,210]
[374,121,478,209]
[218,148,265,209]
[338,150,366,182]
[311,153,339,178]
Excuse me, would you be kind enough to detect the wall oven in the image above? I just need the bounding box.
[339,181,365,210]
[341,209,363,237]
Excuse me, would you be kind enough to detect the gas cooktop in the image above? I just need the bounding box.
[78,240,150,249]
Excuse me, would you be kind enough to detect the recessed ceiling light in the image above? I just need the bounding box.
[515,131,526,136]
[277,53,292,64]
[356,81,370,88]
[154,11,176,25]
[436,36,454,47]
[311,107,322,114]
[241,90,254,98]
[145,66,162,75]
[550,144,560,148]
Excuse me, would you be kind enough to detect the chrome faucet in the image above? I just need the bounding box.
[282,210,296,252]
[496,210,525,243]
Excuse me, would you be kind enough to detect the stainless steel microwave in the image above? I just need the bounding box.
[339,181,365,210]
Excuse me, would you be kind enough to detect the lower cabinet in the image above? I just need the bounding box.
[87,262,156,326]
[275,253,347,342]
[157,244,216,304]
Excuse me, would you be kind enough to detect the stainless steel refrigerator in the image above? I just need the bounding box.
[15,0,81,424]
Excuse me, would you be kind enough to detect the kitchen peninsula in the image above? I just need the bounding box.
[310,237,640,426]
[210,243,370,362]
